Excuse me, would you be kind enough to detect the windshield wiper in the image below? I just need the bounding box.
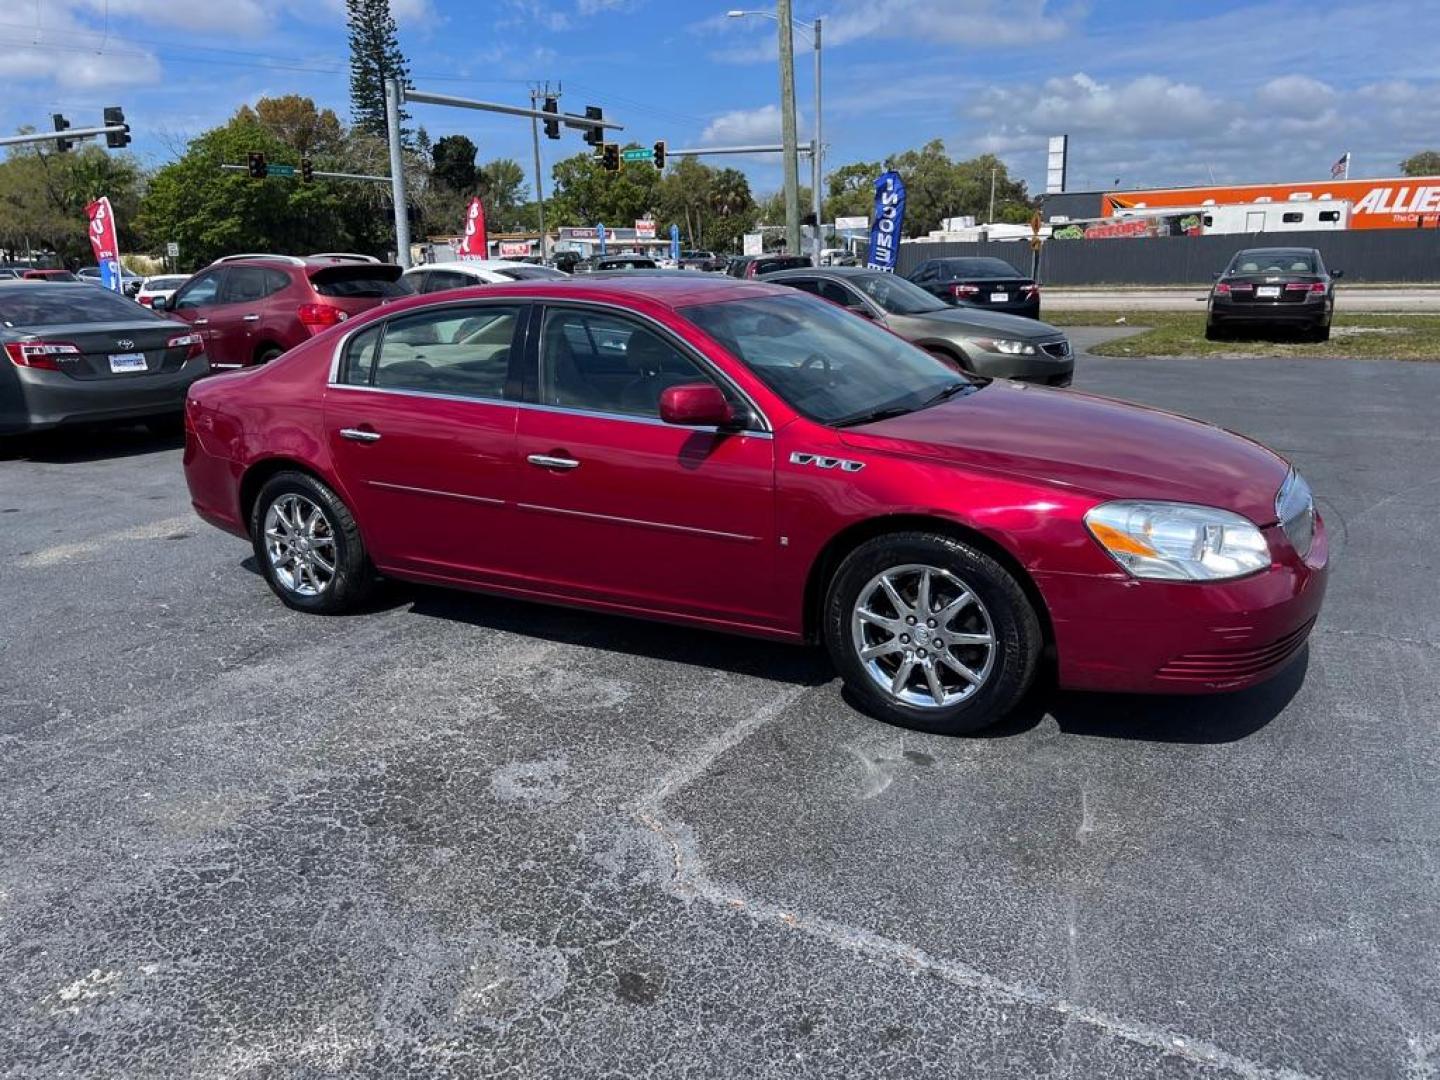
[918,381,972,408]
[831,382,972,429]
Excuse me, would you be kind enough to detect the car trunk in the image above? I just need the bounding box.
[17,321,193,380]
[1220,273,1324,305]
[949,277,1033,306]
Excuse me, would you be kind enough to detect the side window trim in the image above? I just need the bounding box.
[530,300,769,432]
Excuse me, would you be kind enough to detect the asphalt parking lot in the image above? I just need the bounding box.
[2,342,1438,1079]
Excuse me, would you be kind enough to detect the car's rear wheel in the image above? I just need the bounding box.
[1204,320,1224,341]
[256,345,284,365]
[1311,322,1331,343]
[251,471,373,614]
[823,532,1042,734]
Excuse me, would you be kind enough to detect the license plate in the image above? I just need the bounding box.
[1257,286,1281,299]
[990,292,1009,303]
[108,352,147,373]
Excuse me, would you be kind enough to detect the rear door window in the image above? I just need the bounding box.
[423,270,474,293]
[369,305,523,399]
[224,266,290,303]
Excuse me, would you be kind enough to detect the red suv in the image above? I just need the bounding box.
[162,254,406,369]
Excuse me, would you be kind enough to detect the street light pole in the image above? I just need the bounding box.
[776,0,801,255]
[383,77,411,268]
[529,87,549,263]
[811,17,823,265]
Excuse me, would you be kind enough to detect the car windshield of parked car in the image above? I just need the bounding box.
[683,293,968,426]
[493,265,568,280]
[850,272,949,315]
[939,258,1021,279]
[0,285,161,327]
[1228,250,1317,274]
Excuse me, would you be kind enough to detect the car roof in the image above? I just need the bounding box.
[763,266,876,279]
[405,260,531,273]
[1231,246,1320,256]
[368,274,781,310]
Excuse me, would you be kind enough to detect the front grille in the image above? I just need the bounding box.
[1041,341,1070,359]
[1155,618,1315,684]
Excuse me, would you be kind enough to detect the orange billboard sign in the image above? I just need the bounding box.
[1102,176,1440,230]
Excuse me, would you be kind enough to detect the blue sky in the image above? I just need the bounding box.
[6,0,1440,200]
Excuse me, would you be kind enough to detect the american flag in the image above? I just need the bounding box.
[1331,152,1350,180]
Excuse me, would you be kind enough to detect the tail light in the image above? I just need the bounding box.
[1213,283,1231,295]
[167,331,205,361]
[1285,282,1327,293]
[950,284,979,298]
[1021,283,1040,297]
[298,303,348,330]
[744,262,758,278]
[4,341,81,370]
[137,296,153,307]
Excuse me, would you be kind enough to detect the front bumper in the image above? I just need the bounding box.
[1036,517,1329,694]
[0,357,211,434]
[967,346,1074,386]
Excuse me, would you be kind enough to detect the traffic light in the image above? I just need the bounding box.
[103,106,130,148]
[52,114,73,153]
[601,143,620,172]
[300,158,314,183]
[583,105,604,148]
[652,140,666,171]
[247,151,267,180]
[542,97,560,140]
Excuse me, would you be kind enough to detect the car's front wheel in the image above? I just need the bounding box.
[823,532,1042,734]
[251,471,374,613]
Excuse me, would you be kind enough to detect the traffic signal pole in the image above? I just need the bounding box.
[530,86,550,264]
[383,81,622,268]
[0,124,129,148]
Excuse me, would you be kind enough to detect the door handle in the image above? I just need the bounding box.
[527,453,580,470]
[339,428,382,443]
[243,314,260,322]
[192,318,209,326]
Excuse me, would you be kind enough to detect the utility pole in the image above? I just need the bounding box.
[988,166,997,223]
[777,0,801,255]
[530,83,554,263]
[383,77,411,267]
[811,17,823,264]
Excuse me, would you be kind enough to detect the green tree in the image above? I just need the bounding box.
[235,95,345,157]
[137,102,377,267]
[824,160,881,222]
[549,147,661,227]
[478,159,528,229]
[1401,151,1440,177]
[432,135,478,194]
[0,143,145,264]
[346,0,410,139]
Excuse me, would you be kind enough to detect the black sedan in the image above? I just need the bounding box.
[0,282,209,436]
[571,255,659,274]
[906,256,1041,319]
[1207,247,1340,341]
[762,267,1073,385]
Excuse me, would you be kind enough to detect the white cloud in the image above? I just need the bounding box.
[1255,75,1336,119]
[2,4,163,91]
[970,73,1217,138]
[577,0,639,14]
[76,0,273,34]
[700,104,809,146]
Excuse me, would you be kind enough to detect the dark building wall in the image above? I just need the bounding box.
[898,229,1440,285]
[1038,191,1106,222]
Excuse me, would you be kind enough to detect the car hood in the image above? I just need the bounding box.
[838,381,1291,524]
[894,306,1063,339]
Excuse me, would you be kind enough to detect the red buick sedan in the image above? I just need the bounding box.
[183,276,1327,734]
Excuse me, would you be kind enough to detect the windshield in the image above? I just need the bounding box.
[1228,250,1318,274]
[495,265,568,280]
[850,273,949,314]
[683,293,968,426]
[0,285,162,327]
[940,258,1021,279]
[310,268,407,298]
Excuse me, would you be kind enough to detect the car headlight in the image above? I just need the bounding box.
[1084,501,1271,581]
[1275,469,1315,558]
[972,337,1037,355]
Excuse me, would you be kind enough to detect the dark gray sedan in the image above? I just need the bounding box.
[760,267,1073,385]
[1,282,210,436]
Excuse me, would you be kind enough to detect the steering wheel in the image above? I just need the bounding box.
[801,352,831,375]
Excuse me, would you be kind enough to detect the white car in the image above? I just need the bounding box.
[401,259,568,294]
[135,274,192,310]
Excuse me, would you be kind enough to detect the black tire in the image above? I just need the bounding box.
[1204,320,1223,341]
[249,471,374,614]
[1311,322,1330,343]
[256,345,284,365]
[823,532,1043,735]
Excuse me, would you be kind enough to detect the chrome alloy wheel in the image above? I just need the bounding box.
[262,493,337,597]
[850,563,997,709]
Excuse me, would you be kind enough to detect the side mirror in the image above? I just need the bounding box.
[1331,269,1344,279]
[845,303,877,320]
[659,382,735,427]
